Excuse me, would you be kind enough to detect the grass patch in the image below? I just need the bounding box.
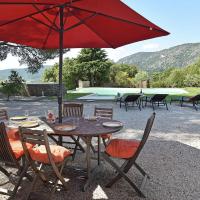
[184,87,200,96]
[160,87,200,103]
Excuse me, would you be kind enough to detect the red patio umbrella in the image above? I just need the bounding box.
[0,0,169,124]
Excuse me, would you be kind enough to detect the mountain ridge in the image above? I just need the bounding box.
[0,65,50,82]
[118,43,200,72]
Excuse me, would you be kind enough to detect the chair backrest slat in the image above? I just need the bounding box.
[19,128,45,145]
[0,122,19,166]
[0,109,8,121]
[94,107,113,120]
[63,103,83,117]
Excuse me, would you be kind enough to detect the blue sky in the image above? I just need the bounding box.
[0,0,200,70]
[125,0,200,51]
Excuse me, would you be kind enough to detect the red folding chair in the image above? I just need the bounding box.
[0,122,32,199]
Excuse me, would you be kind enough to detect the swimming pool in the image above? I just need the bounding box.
[71,87,187,96]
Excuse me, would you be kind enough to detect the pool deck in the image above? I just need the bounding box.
[77,93,116,101]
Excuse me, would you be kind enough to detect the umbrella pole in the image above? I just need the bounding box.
[58,6,64,145]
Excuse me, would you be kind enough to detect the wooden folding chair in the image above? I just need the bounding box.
[0,109,20,141]
[19,128,72,199]
[94,106,113,147]
[101,113,156,197]
[62,102,85,160]
[0,122,32,199]
[0,109,8,120]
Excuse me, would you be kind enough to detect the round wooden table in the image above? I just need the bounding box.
[45,117,123,191]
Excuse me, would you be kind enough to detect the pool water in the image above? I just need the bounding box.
[71,87,187,96]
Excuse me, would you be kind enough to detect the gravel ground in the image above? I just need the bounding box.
[0,100,200,200]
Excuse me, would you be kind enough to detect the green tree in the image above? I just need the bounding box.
[109,63,138,86]
[1,70,25,101]
[43,63,58,83]
[0,42,69,73]
[76,48,111,86]
[184,74,200,87]
[115,71,134,87]
[134,71,148,83]
[165,68,185,87]
[150,68,176,87]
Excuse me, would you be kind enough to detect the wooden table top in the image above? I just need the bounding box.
[42,117,123,137]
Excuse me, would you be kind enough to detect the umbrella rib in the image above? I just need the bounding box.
[0,0,79,6]
[0,2,55,5]
[69,5,168,34]
[0,4,60,28]
[32,4,59,30]
[29,16,59,32]
[63,13,96,32]
[72,13,114,48]
[42,11,59,48]
[0,1,81,28]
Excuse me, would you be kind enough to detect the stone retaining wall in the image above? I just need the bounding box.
[26,83,66,96]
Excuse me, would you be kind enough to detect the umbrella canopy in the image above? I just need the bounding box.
[0,0,169,48]
[0,0,169,128]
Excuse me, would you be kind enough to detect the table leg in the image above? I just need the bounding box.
[82,136,92,191]
[58,135,63,145]
[98,136,101,166]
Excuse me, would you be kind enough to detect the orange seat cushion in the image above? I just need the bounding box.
[106,139,140,159]
[9,139,34,159]
[29,145,72,164]
[7,128,20,140]
[101,133,112,139]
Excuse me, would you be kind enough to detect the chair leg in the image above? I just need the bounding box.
[102,138,108,147]
[70,136,85,160]
[193,102,198,111]
[125,103,128,112]
[50,159,68,198]
[165,101,168,110]
[138,100,141,111]
[72,136,80,160]
[52,159,68,190]
[48,135,59,144]
[0,163,30,199]
[25,163,48,200]
[97,136,101,165]
[151,102,155,110]
[25,173,39,200]
[11,163,29,199]
[0,165,10,177]
[102,153,145,197]
[134,163,150,179]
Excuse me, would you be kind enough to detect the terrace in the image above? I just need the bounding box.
[0,100,200,200]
